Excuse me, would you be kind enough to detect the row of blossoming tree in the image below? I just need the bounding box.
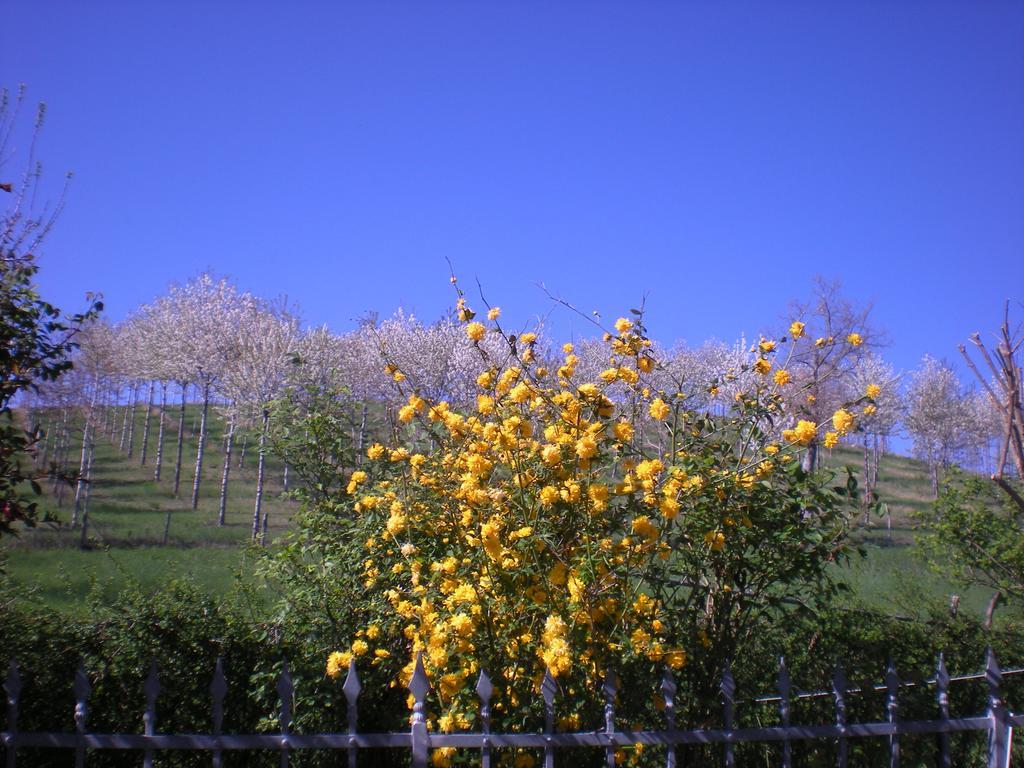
[21,271,1004,553]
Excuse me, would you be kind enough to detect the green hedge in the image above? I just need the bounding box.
[2,582,1023,767]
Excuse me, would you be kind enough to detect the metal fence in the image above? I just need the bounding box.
[1,648,1019,767]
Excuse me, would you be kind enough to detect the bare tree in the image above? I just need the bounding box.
[960,302,1024,512]
[782,278,878,471]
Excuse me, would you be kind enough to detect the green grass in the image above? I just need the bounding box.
[2,404,293,612]
[818,444,1005,623]
[2,408,1005,625]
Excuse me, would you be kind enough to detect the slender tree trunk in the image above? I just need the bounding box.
[358,403,368,455]
[930,461,939,499]
[35,414,52,470]
[72,385,98,526]
[237,434,248,469]
[52,410,69,504]
[119,387,131,452]
[108,389,118,443]
[78,440,95,549]
[163,504,173,545]
[126,383,140,458]
[191,383,211,510]
[282,464,289,494]
[140,381,155,466]
[154,382,167,481]
[218,418,235,526]
[173,383,187,497]
[870,433,880,493]
[252,409,269,543]
[801,440,818,473]
[72,418,89,525]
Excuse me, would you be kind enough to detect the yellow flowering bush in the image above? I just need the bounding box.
[273,287,867,745]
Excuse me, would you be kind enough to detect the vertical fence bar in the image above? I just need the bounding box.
[4,662,20,768]
[721,663,735,768]
[210,658,227,768]
[143,660,160,768]
[542,669,557,768]
[986,648,1009,768]
[73,664,91,768]
[935,654,950,768]
[476,670,493,768]
[409,653,430,768]
[603,670,618,768]
[778,658,792,768]
[885,658,899,768]
[833,662,847,768]
[661,667,678,768]
[343,660,361,768]
[277,663,293,768]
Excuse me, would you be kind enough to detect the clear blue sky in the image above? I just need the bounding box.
[2,1,1022,380]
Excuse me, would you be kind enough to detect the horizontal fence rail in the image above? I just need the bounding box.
[1,649,1018,767]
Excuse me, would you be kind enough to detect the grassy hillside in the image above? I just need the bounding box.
[0,408,1004,624]
[1,405,292,612]
[823,444,995,620]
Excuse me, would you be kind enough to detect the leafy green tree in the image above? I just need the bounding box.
[1,86,101,538]
[916,469,1024,604]
[916,308,1024,611]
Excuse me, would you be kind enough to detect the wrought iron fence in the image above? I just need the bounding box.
[1,648,1018,767]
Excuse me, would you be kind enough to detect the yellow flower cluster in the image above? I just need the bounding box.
[324,299,865,734]
[782,420,816,446]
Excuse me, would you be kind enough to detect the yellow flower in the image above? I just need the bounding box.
[832,408,855,436]
[759,339,776,353]
[541,444,562,466]
[635,459,664,481]
[754,358,771,375]
[649,398,670,420]
[773,369,791,386]
[765,443,779,455]
[823,431,839,449]
[782,420,816,446]
[638,356,655,373]
[326,651,352,678]
[466,322,486,342]
[432,747,456,767]
[588,483,610,509]
[346,470,368,495]
[366,443,386,460]
[664,649,687,669]
[398,405,416,423]
[575,435,598,461]
[704,530,725,551]
[613,420,634,442]
[539,485,560,507]
[846,332,863,347]
[614,317,633,334]
[487,307,501,321]
[631,515,659,539]
[865,383,881,399]
[863,404,877,416]
[352,639,369,656]
[789,321,805,339]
